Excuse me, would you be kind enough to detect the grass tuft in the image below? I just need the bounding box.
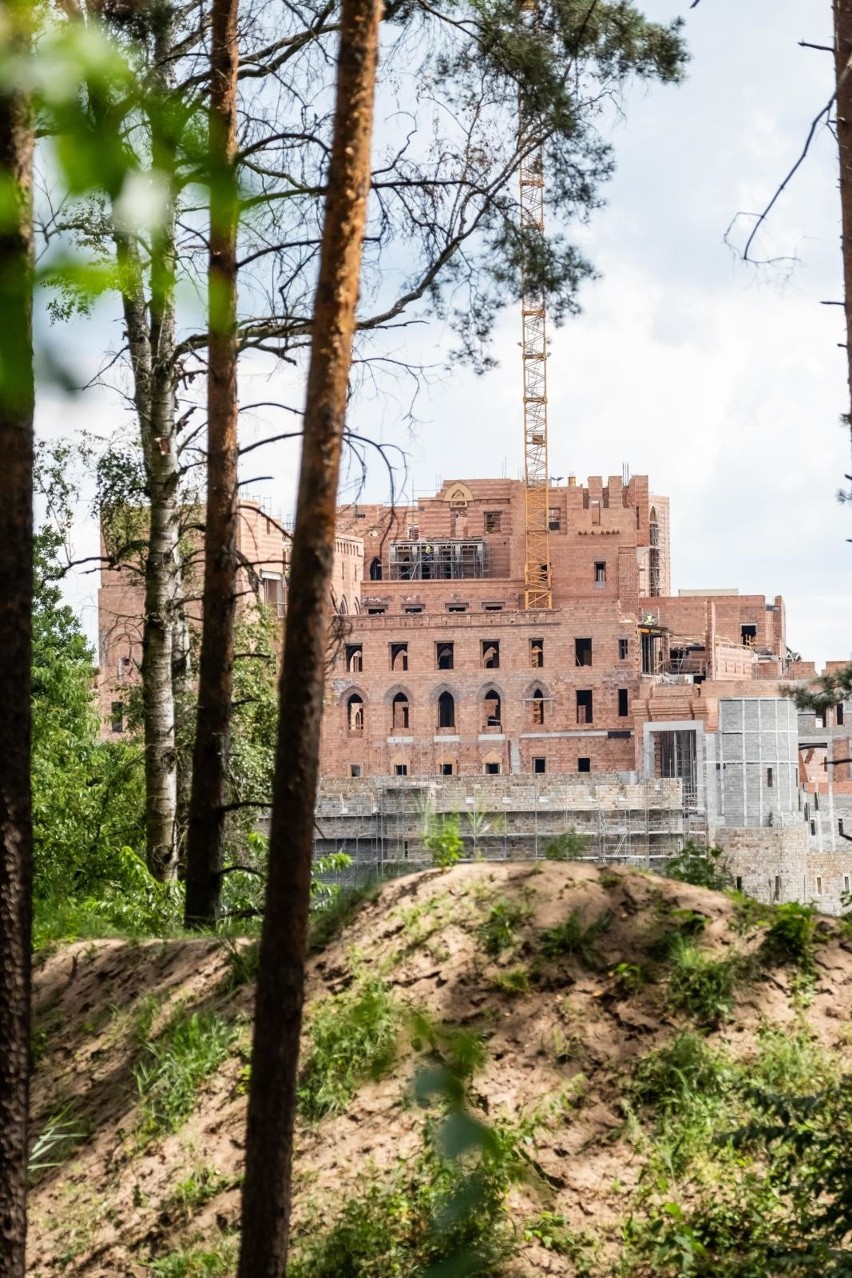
[299,977,399,1121]
[134,1011,238,1141]
[666,937,739,1025]
[541,909,613,967]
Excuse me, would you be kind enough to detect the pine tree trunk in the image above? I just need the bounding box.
[184,0,240,927]
[0,0,34,1267]
[236,0,381,1267]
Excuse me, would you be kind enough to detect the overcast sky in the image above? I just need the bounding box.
[49,0,851,667]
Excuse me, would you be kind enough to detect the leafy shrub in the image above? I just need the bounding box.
[665,841,732,891]
[478,896,532,956]
[761,902,818,972]
[541,909,612,966]
[134,1011,238,1140]
[544,828,590,861]
[299,978,399,1121]
[610,961,646,995]
[631,1032,730,1116]
[666,937,738,1025]
[146,1238,237,1277]
[424,814,464,869]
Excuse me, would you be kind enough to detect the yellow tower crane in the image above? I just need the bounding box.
[520,134,552,610]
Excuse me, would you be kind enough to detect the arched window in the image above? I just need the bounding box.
[392,692,410,730]
[369,556,383,581]
[531,688,545,726]
[438,691,455,729]
[347,693,364,734]
[482,689,502,730]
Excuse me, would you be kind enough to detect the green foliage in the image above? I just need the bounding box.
[541,909,612,966]
[146,1238,237,1277]
[165,1165,235,1221]
[134,1011,238,1141]
[410,1013,488,1080]
[28,1110,89,1184]
[309,879,382,953]
[544,828,590,861]
[631,1033,730,1117]
[762,902,819,972]
[523,1213,599,1270]
[425,814,465,869]
[665,842,732,891]
[477,896,532,956]
[610,961,646,995]
[291,1063,530,1278]
[299,979,400,1121]
[492,966,531,995]
[666,937,738,1025]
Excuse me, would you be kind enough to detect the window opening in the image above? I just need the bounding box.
[618,638,629,660]
[533,756,546,774]
[735,876,743,893]
[484,511,502,532]
[838,704,845,726]
[367,606,386,615]
[575,637,592,667]
[484,761,500,775]
[441,762,455,776]
[577,757,591,773]
[346,643,363,673]
[741,624,757,647]
[438,691,455,729]
[392,692,410,730]
[436,643,454,670]
[390,642,408,672]
[347,694,364,734]
[531,689,545,726]
[483,602,504,612]
[816,876,823,896]
[369,556,383,581]
[481,640,500,669]
[773,875,782,901]
[766,767,774,788]
[618,688,629,717]
[576,690,593,725]
[530,639,544,668]
[350,764,362,778]
[594,561,606,586]
[403,605,423,614]
[111,701,124,734]
[817,709,827,728]
[547,507,561,532]
[262,573,284,616]
[483,691,502,729]
[395,763,409,776]
[447,603,468,613]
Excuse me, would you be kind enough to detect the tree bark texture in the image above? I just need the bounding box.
[0,0,34,1268]
[113,11,183,880]
[184,0,240,927]
[835,0,852,427]
[236,0,382,1267]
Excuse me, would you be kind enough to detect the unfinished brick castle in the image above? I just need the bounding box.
[98,474,852,911]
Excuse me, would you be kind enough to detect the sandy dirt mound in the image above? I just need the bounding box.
[25,863,852,1275]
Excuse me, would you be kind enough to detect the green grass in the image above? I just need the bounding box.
[309,880,381,953]
[478,896,532,956]
[134,1010,238,1141]
[541,909,613,966]
[761,902,819,972]
[298,977,399,1121]
[666,937,739,1025]
[631,1032,731,1117]
[164,1165,236,1222]
[146,1237,237,1276]
[492,965,532,995]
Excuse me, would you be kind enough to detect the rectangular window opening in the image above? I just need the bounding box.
[577,757,591,773]
[441,762,455,776]
[594,561,606,587]
[837,703,845,726]
[735,876,743,893]
[484,761,501,775]
[533,757,546,774]
[436,642,454,670]
[481,640,500,669]
[403,604,423,614]
[367,606,387,616]
[484,511,502,533]
[773,875,782,902]
[618,638,629,660]
[447,604,468,614]
[110,701,124,734]
[529,639,544,669]
[350,763,362,778]
[390,642,409,672]
[345,643,363,672]
[576,690,593,725]
[816,876,823,896]
[741,624,757,647]
[547,507,561,532]
[766,767,774,788]
[575,637,592,667]
[394,763,409,777]
[618,688,629,717]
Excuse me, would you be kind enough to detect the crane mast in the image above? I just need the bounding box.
[520,139,552,610]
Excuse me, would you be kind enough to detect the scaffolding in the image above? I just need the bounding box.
[387,539,487,581]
